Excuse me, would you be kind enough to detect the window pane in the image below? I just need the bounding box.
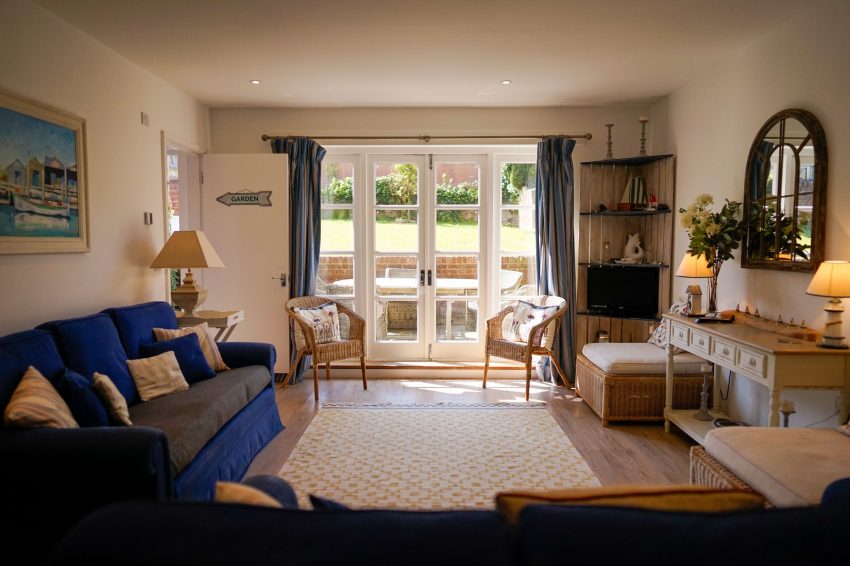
[320,162,354,205]
[500,209,534,253]
[501,163,536,205]
[376,300,417,342]
[375,210,418,252]
[436,162,478,205]
[436,210,478,252]
[500,256,534,296]
[375,255,418,297]
[375,162,418,206]
[436,300,478,342]
[318,255,354,295]
[435,255,478,297]
[321,209,353,252]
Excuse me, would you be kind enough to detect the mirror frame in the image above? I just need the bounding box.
[742,108,827,272]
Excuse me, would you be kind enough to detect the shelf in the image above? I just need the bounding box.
[580,262,668,268]
[581,154,675,166]
[580,209,672,216]
[577,311,661,322]
[667,409,731,445]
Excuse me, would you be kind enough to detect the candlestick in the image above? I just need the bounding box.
[604,124,614,159]
[638,117,649,156]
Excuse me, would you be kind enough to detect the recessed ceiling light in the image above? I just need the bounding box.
[250,79,261,85]
[500,80,512,85]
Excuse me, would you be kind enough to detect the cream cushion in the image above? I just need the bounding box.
[126,351,189,402]
[93,372,132,425]
[581,342,704,375]
[153,323,229,372]
[4,366,78,429]
[704,427,850,507]
[215,482,282,508]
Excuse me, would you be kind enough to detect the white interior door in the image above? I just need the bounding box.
[199,154,289,373]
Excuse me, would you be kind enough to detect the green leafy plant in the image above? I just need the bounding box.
[745,202,809,261]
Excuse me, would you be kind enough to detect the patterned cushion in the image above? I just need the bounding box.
[92,372,132,426]
[647,302,689,353]
[509,301,558,343]
[53,369,109,427]
[215,482,283,508]
[127,351,190,402]
[293,302,342,344]
[140,334,215,384]
[3,366,78,429]
[153,323,229,372]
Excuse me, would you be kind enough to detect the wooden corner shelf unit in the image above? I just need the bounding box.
[575,154,676,354]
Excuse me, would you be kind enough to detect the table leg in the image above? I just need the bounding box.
[664,342,674,432]
[768,388,781,427]
[712,364,721,413]
[220,326,237,342]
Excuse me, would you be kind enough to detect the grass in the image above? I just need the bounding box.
[320,219,534,253]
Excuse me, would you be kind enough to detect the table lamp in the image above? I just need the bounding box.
[151,230,225,316]
[675,253,711,315]
[806,260,850,349]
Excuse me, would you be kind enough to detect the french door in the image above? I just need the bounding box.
[366,154,487,361]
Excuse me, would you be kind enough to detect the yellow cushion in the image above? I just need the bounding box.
[92,372,133,426]
[126,351,189,402]
[4,366,78,429]
[495,485,767,524]
[154,323,229,372]
[215,482,282,508]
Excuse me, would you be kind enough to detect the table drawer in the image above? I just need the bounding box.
[689,328,711,355]
[670,322,689,346]
[712,338,736,364]
[736,348,767,379]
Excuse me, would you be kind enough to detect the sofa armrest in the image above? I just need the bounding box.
[218,341,276,374]
[0,426,172,560]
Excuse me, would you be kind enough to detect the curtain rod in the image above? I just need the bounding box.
[260,133,592,143]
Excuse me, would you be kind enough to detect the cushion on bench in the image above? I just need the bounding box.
[704,427,850,507]
[582,342,704,375]
[129,366,271,475]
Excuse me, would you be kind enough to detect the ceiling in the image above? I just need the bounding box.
[36,0,806,108]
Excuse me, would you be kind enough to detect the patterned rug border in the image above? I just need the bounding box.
[319,401,547,409]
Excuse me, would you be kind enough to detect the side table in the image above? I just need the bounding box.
[177,309,245,342]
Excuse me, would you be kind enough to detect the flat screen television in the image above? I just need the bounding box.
[586,265,659,318]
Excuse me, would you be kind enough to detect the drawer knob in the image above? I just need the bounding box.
[723,348,730,355]
[749,358,756,367]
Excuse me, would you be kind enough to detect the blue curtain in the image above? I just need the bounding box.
[535,137,576,384]
[271,137,326,382]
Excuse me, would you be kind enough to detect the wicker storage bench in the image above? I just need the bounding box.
[690,446,757,491]
[575,344,707,426]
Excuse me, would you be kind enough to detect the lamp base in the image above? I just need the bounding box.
[171,268,207,317]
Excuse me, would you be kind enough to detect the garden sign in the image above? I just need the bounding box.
[216,190,272,207]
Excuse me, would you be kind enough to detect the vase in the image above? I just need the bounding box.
[708,261,722,312]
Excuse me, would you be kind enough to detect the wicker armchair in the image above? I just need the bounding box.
[284,296,367,401]
[482,295,568,401]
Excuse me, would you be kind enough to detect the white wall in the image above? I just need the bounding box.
[654,0,850,426]
[0,0,207,334]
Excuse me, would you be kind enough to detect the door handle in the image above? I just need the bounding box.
[427,270,433,286]
[420,270,425,287]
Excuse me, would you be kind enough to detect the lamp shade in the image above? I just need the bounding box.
[806,261,850,298]
[675,253,712,278]
[150,230,225,269]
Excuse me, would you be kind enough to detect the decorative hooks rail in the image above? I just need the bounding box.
[260,133,592,143]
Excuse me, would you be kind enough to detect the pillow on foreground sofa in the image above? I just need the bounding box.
[0,301,283,562]
[50,476,850,566]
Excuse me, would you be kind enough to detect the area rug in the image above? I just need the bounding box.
[278,402,600,509]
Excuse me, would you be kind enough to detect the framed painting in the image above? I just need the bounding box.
[0,89,89,253]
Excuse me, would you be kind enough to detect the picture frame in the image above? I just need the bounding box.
[0,88,89,254]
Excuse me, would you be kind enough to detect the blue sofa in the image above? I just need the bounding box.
[0,301,283,561]
[50,477,850,565]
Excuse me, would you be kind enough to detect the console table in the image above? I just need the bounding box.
[177,309,244,342]
[663,314,850,443]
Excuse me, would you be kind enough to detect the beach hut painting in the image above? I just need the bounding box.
[0,89,88,253]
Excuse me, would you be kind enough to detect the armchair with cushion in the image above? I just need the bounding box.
[482,295,568,400]
[284,296,367,401]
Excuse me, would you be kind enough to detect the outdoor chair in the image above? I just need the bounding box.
[284,296,367,401]
[482,295,568,401]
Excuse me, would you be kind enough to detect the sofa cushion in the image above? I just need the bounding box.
[104,301,178,359]
[93,372,132,426]
[4,366,78,429]
[127,351,190,402]
[215,482,282,508]
[53,369,109,427]
[704,427,850,507]
[153,323,229,373]
[582,342,704,375]
[0,329,66,416]
[128,367,270,475]
[140,334,215,384]
[38,314,139,405]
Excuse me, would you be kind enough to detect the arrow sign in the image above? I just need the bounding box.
[217,191,273,207]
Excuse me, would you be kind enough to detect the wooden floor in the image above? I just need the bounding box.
[246,378,696,486]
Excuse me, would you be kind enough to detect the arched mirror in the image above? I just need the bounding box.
[742,109,827,272]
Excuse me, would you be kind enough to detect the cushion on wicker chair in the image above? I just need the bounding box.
[581,342,704,375]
